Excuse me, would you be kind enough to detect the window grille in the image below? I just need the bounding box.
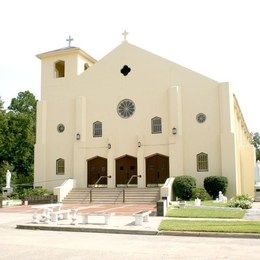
[93,121,102,137]
[56,158,65,175]
[151,117,162,134]
[197,153,208,172]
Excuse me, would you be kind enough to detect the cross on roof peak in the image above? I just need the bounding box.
[66,35,74,47]
[122,30,129,42]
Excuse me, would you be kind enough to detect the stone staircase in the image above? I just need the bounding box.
[62,187,160,204]
[124,188,160,204]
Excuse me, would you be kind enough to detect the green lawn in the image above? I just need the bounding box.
[159,219,260,233]
[167,207,245,219]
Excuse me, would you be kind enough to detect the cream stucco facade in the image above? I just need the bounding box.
[34,41,255,197]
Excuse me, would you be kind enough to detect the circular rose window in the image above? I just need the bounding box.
[57,123,65,133]
[196,113,206,123]
[117,99,135,119]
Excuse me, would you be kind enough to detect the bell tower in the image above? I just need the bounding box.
[36,37,96,99]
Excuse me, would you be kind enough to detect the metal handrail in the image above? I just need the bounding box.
[123,174,142,202]
[89,175,111,203]
[126,174,142,187]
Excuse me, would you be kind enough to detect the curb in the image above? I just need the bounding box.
[16,224,158,236]
[158,231,260,239]
[16,224,260,239]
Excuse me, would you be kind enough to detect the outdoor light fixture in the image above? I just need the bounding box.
[107,143,111,149]
[172,127,177,135]
[76,133,81,140]
[138,141,141,148]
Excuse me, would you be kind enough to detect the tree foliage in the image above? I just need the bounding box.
[204,176,228,199]
[173,175,196,200]
[0,91,37,188]
[8,91,37,116]
[0,96,5,114]
[252,132,260,161]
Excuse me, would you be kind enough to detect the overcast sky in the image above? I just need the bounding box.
[0,0,259,132]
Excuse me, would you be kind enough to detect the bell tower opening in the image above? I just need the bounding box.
[55,60,65,78]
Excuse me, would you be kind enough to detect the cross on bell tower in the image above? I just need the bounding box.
[66,35,74,47]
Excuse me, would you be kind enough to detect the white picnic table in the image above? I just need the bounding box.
[31,203,62,223]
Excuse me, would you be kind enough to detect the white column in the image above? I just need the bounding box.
[107,136,115,188]
[137,135,145,188]
[219,82,238,197]
[73,96,87,188]
[34,100,47,188]
[168,86,183,177]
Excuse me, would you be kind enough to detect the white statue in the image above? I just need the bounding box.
[215,191,227,203]
[5,170,11,189]
[255,160,260,185]
[218,191,224,202]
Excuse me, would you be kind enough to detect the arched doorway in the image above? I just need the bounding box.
[116,155,137,186]
[146,154,169,186]
[87,156,107,187]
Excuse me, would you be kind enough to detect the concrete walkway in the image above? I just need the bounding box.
[17,215,163,235]
[2,202,260,238]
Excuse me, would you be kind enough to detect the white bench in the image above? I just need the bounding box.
[50,209,71,223]
[80,212,115,225]
[133,210,151,226]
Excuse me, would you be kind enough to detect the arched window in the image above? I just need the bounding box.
[197,153,208,172]
[55,60,65,78]
[151,117,162,134]
[56,158,65,175]
[84,63,89,71]
[93,121,102,137]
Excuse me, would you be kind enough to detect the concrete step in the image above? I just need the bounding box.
[63,187,160,204]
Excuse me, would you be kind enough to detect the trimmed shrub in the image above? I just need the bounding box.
[204,176,228,199]
[191,187,209,201]
[227,195,254,209]
[19,188,53,200]
[173,175,196,200]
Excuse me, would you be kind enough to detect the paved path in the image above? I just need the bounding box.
[244,208,260,220]
[0,203,157,215]
[1,203,260,259]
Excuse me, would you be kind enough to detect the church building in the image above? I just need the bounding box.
[34,34,255,198]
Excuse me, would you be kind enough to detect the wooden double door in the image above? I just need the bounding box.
[116,155,137,186]
[146,154,169,186]
[87,157,107,186]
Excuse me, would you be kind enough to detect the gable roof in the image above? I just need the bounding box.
[36,46,96,63]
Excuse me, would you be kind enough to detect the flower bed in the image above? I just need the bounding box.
[24,195,57,205]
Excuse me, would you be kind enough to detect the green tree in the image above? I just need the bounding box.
[0,96,5,114]
[252,132,260,161]
[0,91,37,188]
[8,91,37,116]
[0,107,7,164]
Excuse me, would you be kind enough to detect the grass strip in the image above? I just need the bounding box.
[167,207,245,219]
[159,219,260,233]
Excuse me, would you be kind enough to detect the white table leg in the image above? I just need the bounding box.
[104,215,110,225]
[135,216,143,226]
[32,209,38,224]
[71,211,78,225]
[143,214,149,222]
